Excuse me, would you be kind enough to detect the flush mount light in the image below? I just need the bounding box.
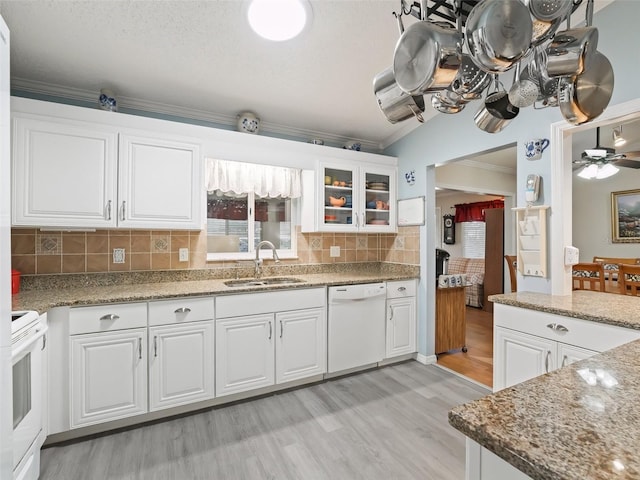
[612,125,627,147]
[247,0,311,42]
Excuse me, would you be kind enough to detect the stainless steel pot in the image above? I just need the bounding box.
[431,89,467,114]
[373,66,426,124]
[558,50,614,125]
[393,20,462,95]
[465,0,533,73]
[474,105,513,133]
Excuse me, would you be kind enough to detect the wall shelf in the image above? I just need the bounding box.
[513,206,549,278]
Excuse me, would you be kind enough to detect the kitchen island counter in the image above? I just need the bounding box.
[449,290,640,479]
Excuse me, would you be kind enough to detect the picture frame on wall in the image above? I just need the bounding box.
[611,189,640,243]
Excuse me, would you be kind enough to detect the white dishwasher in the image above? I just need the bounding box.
[328,283,387,373]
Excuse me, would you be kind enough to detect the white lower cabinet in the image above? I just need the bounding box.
[215,313,275,396]
[493,303,640,391]
[385,280,417,358]
[215,288,326,397]
[148,321,214,412]
[70,328,147,428]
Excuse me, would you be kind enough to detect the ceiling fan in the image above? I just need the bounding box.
[573,127,640,170]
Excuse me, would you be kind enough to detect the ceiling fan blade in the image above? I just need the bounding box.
[622,150,640,159]
[612,157,640,169]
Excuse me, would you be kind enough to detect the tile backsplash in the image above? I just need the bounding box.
[11,226,420,275]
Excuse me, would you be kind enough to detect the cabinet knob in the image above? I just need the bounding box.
[100,314,120,321]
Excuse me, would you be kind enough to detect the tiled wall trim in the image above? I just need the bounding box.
[11,226,420,276]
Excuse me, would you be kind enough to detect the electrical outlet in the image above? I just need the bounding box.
[179,248,189,262]
[112,248,125,264]
[330,246,340,257]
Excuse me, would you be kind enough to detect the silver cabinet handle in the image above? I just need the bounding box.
[121,201,126,221]
[398,286,407,292]
[546,323,569,333]
[545,350,551,373]
[353,212,358,228]
[174,307,191,314]
[106,200,112,220]
[138,337,142,360]
[268,321,272,340]
[154,336,158,357]
[42,334,47,351]
[389,306,394,321]
[561,355,568,368]
[100,314,120,321]
[280,320,283,338]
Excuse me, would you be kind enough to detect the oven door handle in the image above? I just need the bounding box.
[12,323,48,360]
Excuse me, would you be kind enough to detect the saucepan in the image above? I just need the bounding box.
[393,19,462,95]
[465,0,533,73]
[373,14,426,124]
[545,0,598,78]
[558,50,614,125]
[474,76,519,133]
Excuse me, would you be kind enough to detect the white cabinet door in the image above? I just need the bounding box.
[494,327,555,391]
[215,313,275,397]
[385,297,416,358]
[70,328,147,428]
[118,134,201,229]
[275,308,326,384]
[556,343,597,368]
[12,116,118,228]
[148,321,214,412]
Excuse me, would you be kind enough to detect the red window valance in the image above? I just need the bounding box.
[454,199,504,223]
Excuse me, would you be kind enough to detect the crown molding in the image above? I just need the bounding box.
[11,77,383,152]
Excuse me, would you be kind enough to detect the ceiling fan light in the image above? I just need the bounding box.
[247,0,310,42]
[595,163,619,179]
[577,164,598,179]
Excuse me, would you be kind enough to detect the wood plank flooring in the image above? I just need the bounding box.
[436,307,494,388]
[40,362,488,480]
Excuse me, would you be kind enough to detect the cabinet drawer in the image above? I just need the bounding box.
[148,297,214,326]
[495,304,640,353]
[386,280,416,299]
[69,303,147,335]
[216,288,325,318]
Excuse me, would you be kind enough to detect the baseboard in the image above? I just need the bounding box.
[416,353,437,365]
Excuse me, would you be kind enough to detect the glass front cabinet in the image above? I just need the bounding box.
[302,160,396,233]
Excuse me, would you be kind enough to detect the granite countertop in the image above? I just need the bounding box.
[449,339,640,479]
[12,270,417,314]
[490,291,640,330]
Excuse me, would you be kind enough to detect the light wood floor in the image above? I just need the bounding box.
[40,363,488,480]
[437,307,494,388]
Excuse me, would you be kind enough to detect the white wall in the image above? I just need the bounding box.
[573,167,640,262]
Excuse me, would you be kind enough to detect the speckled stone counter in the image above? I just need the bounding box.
[490,290,640,330]
[449,339,640,479]
[12,263,419,314]
[449,290,640,479]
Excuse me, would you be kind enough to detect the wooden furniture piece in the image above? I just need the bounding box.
[592,256,640,292]
[435,286,467,354]
[619,264,640,296]
[572,262,605,292]
[483,207,504,312]
[504,255,517,292]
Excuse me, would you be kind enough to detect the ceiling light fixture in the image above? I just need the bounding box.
[247,0,311,42]
[577,163,619,180]
[612,126,627,147]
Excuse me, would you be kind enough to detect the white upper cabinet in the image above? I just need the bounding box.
[12,116,118,228]
[12,108,202,230]
[302,159,397,233]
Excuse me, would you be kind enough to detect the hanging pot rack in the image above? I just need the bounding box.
[374,0,614,133]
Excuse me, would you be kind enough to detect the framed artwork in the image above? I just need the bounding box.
[611,189,640,243]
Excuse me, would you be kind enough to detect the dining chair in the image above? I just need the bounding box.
[504,255,517,292]
[619,264,640,296]
[592,257,640,292]
[572,262,605,292]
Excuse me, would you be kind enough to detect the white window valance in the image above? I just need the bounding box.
[205,158,301,198]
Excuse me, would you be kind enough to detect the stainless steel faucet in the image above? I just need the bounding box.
[254,240,280,278]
